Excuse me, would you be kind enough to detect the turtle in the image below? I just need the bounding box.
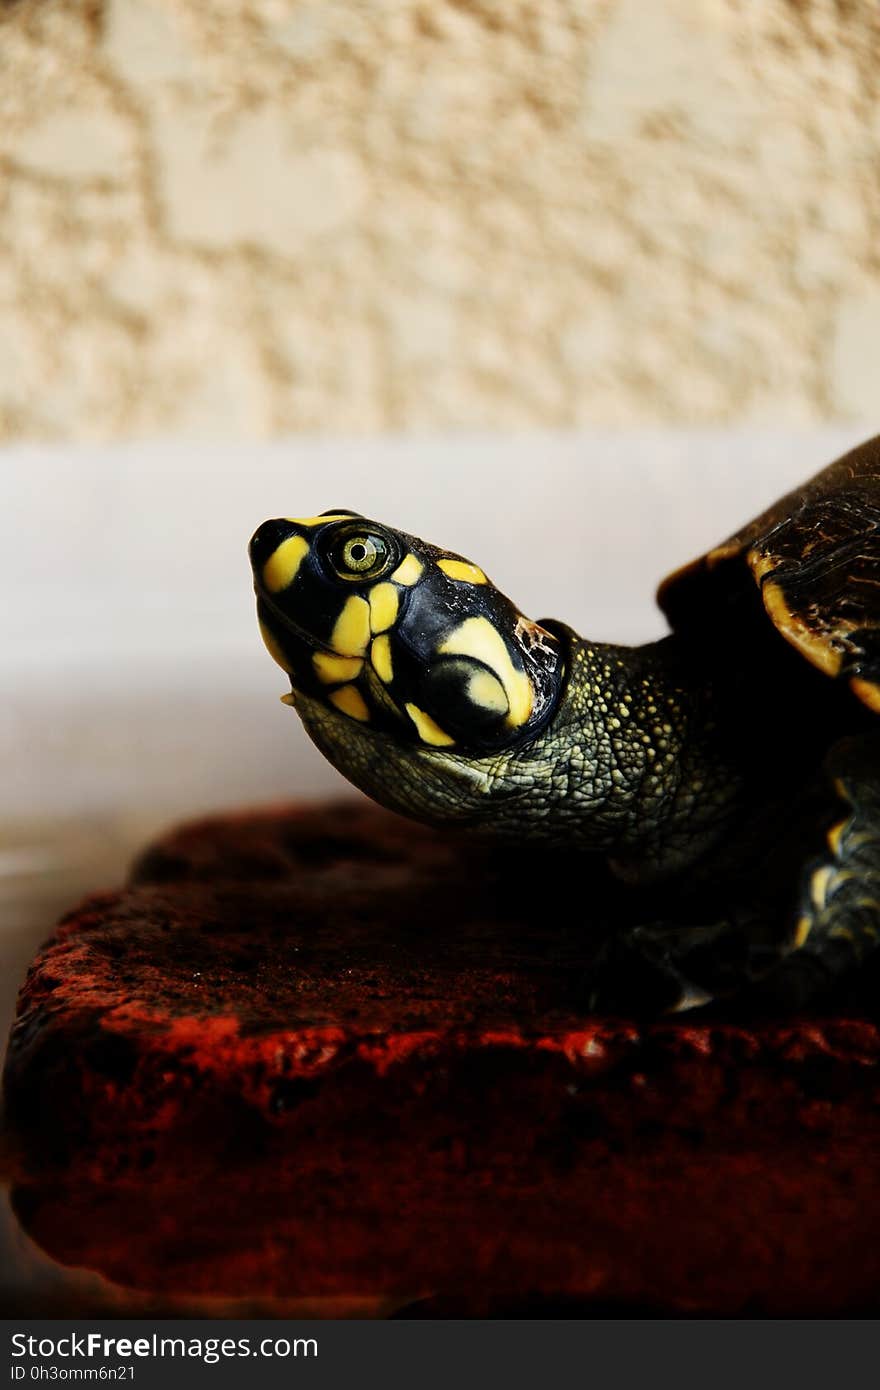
[248,433,880,1013]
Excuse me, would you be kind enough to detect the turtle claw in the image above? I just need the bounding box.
[586,926,712,1016]
[668,981,715,1013]
[584,920,752,1016]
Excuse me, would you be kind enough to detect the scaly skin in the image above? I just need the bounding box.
[288,625,754,884]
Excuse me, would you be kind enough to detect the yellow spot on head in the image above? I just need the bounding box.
[437,558,488,585]
[391,554,424,587]
[259,619,290,672]
[262,535,310,594]
[405,702,455,746]
[370,634,394,684]
[439,616,533,728]
[328,684,371,722]
[331,595,371,656]
[369,582,399,634]
[466,668,508,714]
[286,514,353,528]
[313,652,364,684]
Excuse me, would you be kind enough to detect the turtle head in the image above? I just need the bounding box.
[249,510,564,796]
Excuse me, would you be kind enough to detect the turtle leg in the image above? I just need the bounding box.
[588,735,880,1015]
[753,733,880,1009]
[586,917,762,1015]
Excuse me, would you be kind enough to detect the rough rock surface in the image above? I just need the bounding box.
[3,801,880,1314]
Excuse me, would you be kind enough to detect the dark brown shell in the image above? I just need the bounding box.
[658,434,880,713]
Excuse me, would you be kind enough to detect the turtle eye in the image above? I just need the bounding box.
[327,528,393,582]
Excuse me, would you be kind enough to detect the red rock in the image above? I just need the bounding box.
[3,801,880,1314]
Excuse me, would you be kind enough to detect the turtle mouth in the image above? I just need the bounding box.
[254,583,339,659]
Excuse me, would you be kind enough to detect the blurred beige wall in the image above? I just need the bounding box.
[1,0,879,441]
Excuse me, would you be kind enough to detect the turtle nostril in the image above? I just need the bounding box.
[249,518,297,573]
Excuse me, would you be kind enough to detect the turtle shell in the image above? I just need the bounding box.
[658,434,880,713]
